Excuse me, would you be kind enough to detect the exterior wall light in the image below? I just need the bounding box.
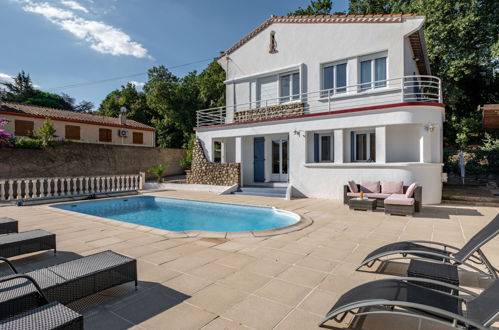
[424,122,436,132]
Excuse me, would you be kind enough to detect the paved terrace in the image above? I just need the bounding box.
[1,191,498,330]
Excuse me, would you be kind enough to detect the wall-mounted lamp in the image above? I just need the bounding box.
[424,122,436,132]
[293,129,302,137]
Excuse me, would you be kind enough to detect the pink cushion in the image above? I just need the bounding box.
[360,181,380,193]
[381,181,404,194]
[347,192,360,197]
[365,193,391,199]
[385,194,415,206]
[405,183,418,198]
[347,181,358,193]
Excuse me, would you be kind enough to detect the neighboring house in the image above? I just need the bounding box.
[195,14,445,204]
[0,102,155,147]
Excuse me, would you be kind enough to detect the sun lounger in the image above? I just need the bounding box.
[0,230,56,258]
[357,214,499,278]
[0,218,18,235]
[319,277,499,329]
[0,275,82,330]
[0,250,137,319]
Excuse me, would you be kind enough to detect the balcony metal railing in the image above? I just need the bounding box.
[196,75,442,127]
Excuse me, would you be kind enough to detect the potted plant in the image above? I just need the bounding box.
[148,164,168,183]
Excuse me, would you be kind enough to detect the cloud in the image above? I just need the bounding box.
[0,73,14,84]
[60,0,88,13]
[18,0,151,59]
[129,81,145,88]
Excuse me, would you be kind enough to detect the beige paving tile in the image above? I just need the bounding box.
[274,309,323,330]
[277,265,327,287]
[242,258,290,277]
[223,295,292,329]
[297,289,340,316]
[216,253,257,269]
[187,262,236,282]
[138,302,217,329]
[187,283,248,314]
[218,270,271,293]
[200,316,249,330]
[255,279,310,307]
[163,273,213,296]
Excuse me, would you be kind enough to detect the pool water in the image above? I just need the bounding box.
[52,196,299,232]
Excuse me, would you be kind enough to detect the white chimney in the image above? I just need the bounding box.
[119,106,127,125]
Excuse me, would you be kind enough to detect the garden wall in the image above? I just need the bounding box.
[0,143,185,180]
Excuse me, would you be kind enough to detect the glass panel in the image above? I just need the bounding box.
[360,60,372,91]
[292,73,300,100]
[323,66,334,92]
[213,141,222,163]
[356,134,367,161]
[375,57,387,88]
[369,133,376,161]
[336,63,347,93]
[321,136,331,161]
[280,75,290,102]
[272,141,280,174]
[282,140,288,174]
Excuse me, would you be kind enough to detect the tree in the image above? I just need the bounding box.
[74,100,94,113]
[34,118,56,148]
[98,83,152,124]
[348,0,499,146]
[288,0,333,15]
[0,71,34,101]
[197,60,226,108]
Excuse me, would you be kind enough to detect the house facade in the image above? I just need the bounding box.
[0,102,155,147]
[195,14,445,204]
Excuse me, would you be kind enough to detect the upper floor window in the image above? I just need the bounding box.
[322,62,347,96]
[279,72,299,102]
[15,120,34,136]
[360,55,387,91]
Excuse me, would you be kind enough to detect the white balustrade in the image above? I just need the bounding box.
[0,173,141,201]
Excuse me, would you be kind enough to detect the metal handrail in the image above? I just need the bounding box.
[196,75,442,127]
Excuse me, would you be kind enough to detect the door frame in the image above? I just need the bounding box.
[270,138,289,182]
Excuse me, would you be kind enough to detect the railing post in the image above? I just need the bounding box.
[401,77,405,102]
[0,180,5,201]
[8,180,13,200]
[438,78,443,103]
[328,90,331,112]
[139,172,145,190]
[16,180,22,200]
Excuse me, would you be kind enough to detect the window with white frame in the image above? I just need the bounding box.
[322,62,347,97]
[279,72,300,102]
[352,131,376,162]
[312,133,334,163]
[213,140,223,163]
[360,54,387,91]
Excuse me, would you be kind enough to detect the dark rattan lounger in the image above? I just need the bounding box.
[0,250,137,319]
[0,230,56,258]
[319,277,499,329]
[357,213,499,278]
[0,218,18,235]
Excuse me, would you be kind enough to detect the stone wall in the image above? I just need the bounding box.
[234,102,304,123]
[186,139,240,186]
[0,143,185,180]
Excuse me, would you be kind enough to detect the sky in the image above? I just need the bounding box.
[0,0,349,109]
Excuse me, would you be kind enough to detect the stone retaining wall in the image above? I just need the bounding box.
[186,139,240,186]
[0,142,185,180]
[234,102,304,123]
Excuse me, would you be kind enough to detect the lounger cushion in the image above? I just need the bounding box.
[347,181,358,193]
[360,181,380,193]
[347,193,391,199]
[385,194,415,206]
[381,181,404,194]
[406,183,418,198]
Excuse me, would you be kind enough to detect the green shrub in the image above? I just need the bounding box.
[180,134,196,170]
[34,118,56,147]
[148,164,168,183]
[15,137,43,149]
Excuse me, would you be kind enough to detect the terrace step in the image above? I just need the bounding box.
[232,186,287,198]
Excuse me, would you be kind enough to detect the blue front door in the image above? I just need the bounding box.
[254,137,265,182]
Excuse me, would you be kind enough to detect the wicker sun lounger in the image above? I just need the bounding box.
[0,275,82,330]
[0,250,136,319]
[319,277,499,329]
[0,218,18,235]
[357,213,499,279]
[0,230,56,258]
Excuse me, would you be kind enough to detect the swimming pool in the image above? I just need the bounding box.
[52,196,300,232]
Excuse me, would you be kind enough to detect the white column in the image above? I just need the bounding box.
[333,129,344,163]
[419,125,432,163]
[235,136,243,186]
[289,129,306,188]
[375,126,386,163]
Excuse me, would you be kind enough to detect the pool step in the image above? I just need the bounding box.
[232,186,287,198]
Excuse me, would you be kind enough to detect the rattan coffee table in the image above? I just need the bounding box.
[348,198,377,211]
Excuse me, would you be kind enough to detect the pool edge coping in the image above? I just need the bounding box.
[41,194,313,239]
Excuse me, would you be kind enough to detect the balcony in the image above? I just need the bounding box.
[196,75,442,128]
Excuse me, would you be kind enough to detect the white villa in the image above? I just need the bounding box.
[195,14,445,204]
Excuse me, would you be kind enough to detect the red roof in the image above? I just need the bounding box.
[0,102,155,131]
[222,14,424,56]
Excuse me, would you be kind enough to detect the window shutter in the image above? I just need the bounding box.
[350,131,355,162]
[15,120,34,136]
[65,125,80,140]
[133,132,143,144]
[313,133,319,163]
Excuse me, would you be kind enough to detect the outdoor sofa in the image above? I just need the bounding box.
[344,180,422,215]
[0,218,18,235]
[357,213,499,279]
[0,250,137,319]
[319,277,499,329]
[0,229,56,258]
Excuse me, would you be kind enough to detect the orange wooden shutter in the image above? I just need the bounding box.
[132,132,143,144]
[14,120,34,136]
[99,128,112,142]
[65,125,80,140]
